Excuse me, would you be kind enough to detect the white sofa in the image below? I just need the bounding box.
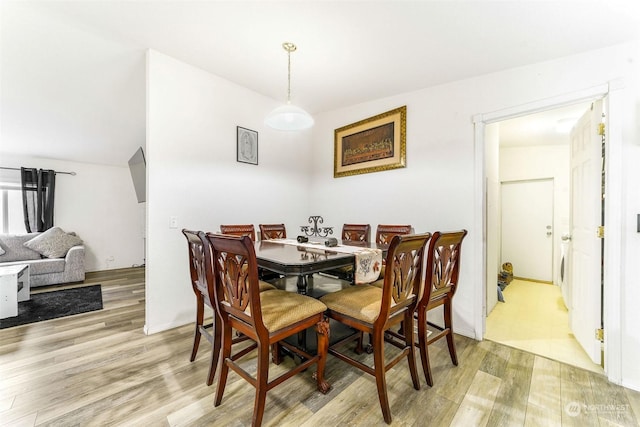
[0,231,85,288]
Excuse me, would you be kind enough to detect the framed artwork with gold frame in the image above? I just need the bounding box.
[334,106,406,178]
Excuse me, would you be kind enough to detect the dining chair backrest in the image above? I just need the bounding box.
[376,233,430,327]
[419,230,468,308]
[182,229,212,305]
[375,224,413,245]
[259,223,287,240]
[220,224,256,241]
[342,223,371,243]
[202,233,267,334]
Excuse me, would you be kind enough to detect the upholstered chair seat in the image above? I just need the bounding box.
[321,285,387,323]
[257,290,327,331]
[258,280,277,292]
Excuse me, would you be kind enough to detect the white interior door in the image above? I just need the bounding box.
[569,100,603,364]
[501,179,554,282]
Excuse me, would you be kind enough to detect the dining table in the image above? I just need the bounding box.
[254,238,387,357]
[254,238,387,295]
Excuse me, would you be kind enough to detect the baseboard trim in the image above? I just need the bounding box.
[513,276,553,285]
[85,266,144,278]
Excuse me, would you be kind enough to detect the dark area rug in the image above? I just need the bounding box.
[0,285,103,329]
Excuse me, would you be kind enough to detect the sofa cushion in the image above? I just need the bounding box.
[0,233,43,262]
[24,227,83,259]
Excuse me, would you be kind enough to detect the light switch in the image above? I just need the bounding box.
[169,216,178,229]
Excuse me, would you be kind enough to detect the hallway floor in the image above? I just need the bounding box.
[485,278,603,374]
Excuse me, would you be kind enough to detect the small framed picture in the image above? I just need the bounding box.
[237,126,258,165]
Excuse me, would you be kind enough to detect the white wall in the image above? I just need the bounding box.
[500,144,570,286]
[145,50,312,334]
[0,154,144,271]
[309,41,640,388]
[311,98,478,335]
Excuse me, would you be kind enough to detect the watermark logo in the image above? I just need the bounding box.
[564,401,630,417]
[565,401,581,417]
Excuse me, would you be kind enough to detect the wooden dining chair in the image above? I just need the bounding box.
[258,223,287,240]
[220,224,256,241]
[375,224,412,244]
[321,223,372,282]
[369,224,413,288]
[182,228,278,386]
[416,229,467,386]
[319,233,430,424]
[201,233,331,427]
[349,225,414,353]
[257,223,288,280]
[220,224,282,284]
[181,229,220,386]
[342,223,371,243]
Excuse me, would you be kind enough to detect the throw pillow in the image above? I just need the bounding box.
[24,227,83,258]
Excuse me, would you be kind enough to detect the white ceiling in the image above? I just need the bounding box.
[499,101,593,147]
[2,1,639,166]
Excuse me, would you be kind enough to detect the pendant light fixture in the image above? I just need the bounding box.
[264,42,314,131]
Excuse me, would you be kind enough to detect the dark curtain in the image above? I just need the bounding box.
[21,167,56,233]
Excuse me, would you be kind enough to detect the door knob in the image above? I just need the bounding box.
[561,234,572,241]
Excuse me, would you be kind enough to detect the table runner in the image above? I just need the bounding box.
[268,239,382,284]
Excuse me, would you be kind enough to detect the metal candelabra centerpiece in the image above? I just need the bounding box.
[300,215,334,237]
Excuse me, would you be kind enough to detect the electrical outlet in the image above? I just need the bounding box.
[169,216,178,229]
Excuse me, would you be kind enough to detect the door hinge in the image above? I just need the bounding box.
[595,328,604,342]
[598,122,606,136]
[596,226,605,238]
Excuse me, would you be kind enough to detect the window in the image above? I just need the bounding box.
[0,183,25,234]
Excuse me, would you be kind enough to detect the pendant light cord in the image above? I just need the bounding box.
[282,42,297,104]
[287,48,291,103]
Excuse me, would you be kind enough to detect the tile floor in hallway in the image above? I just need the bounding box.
[485,278,603,374]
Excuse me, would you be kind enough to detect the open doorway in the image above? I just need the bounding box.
[483,102,604,374]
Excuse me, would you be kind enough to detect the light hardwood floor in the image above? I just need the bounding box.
[1,268,640,426]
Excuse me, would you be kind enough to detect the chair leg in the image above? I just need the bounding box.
[206,315,222,386]
[372,330,392,424]
[354,332,365,354]
[252,342,270,427]
[444,298,458,366]
[403,313,420,391]
[190,297,204,362]
[315,318,331,394]
[417,309,434,387]
[354,332,374,355]
[271,342,281,365]
[214,320,232,407]
[366,333,374,354]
